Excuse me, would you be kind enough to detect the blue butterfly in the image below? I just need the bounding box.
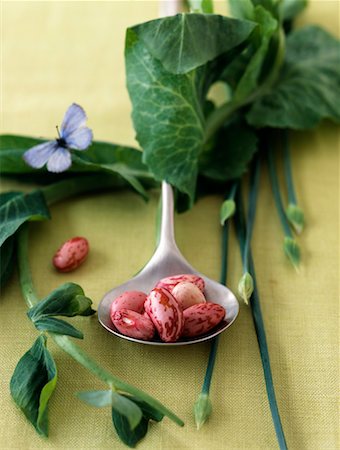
[23,103,93,173]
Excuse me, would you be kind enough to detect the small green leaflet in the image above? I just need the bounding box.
[281,0,308,21]
[76,390,113,408]
[27,282,95,321]
[220,199,236,225]
[33,317,84,339]
[0,190,50,247]
[247,26,340,129]
[130,13,255,75]
[111,395,164,448]
[10,335,57,437]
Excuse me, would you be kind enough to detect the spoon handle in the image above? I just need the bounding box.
[158,182,178,250]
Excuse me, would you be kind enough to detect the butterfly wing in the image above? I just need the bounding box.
[65,127,93,150]
[23,141,58,168]
[60,103,92,150]
[60,103,87,138]
[47,147,72,173]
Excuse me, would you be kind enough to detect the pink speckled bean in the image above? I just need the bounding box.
[155,274,205,293]
[172,282,206,310]
[182,303,225,337]
[110,291,147,315]
[53,237,89,272]
[145,288,183,342]
[111,309,155,340]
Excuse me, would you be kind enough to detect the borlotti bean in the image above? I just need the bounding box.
[156,274,205,293]
[172,281,206,310]
[182,303,225,337]
[145,288,184,342]
[111,309,155,340]
[110,291,147,315]
[53,237,89,272]
[109,274,226,342]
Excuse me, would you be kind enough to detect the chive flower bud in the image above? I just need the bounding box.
[286,203,305,234]
[238,272,254,305]
[283,236,301,270]
[194,393,212,430]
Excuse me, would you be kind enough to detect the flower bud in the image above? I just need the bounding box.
[194,393,212,430]
[220,199,236,226]
[237,272,254,305]
[284,236,301,270]
[286,203,305,234]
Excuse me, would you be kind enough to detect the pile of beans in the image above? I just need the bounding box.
[110,274,226,342]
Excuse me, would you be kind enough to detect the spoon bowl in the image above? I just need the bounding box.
[98,183,239,345]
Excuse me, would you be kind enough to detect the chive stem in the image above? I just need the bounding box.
[234,189,288,450]
[17,224,39,308]
[282,130,297,205]
[243,157,261,272]
[267,147,292,238]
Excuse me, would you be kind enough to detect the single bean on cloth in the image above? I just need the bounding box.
[53,236,89,272]
[110,274,225,342]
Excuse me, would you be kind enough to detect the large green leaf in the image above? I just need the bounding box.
[125,17,255,203]
[76,390,113,408]
[0,190,50,247]
[27,282,95,321]
[10,335,57,436]
[247,26,340,129]
[199,120,258,181]
[0,135,153,198]
[130,13,255,74]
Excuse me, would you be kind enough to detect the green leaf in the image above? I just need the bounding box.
[232,6,278,103]
[33,317,84,339]
[199,120,258,181]
[0,135,154,199]
[111,394,164,448]
[247,26,340,129]
[194,393,212,430]
[220,199,236,225]
[283,236,301,270]
[125,17,255,202]
[0,235,16,288]
[228,0,254,20]
[188,0,214,13]
[27,282,95,321]
[0,192,21,288]
[286,203,304,234]
[130,13,256,75]
[76,390,112,408]
[0,190,50,247]
[111,392,143,431]
[10,335,57,436]
[281,0,308,21]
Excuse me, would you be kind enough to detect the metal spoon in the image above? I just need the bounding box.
[98,182,239,346]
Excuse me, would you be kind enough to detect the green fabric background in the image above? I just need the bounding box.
[1,1,339,449]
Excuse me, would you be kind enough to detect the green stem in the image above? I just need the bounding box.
[201,193,230,396]
[282,130,297,205]
[267,147,292,238]
[17,224,39,308]
[204,29,285,144]
[243,157,261,272]
[42,174,123,206]
[16,220,184,427]
[50,334,184,426]
[234,189,287,450]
